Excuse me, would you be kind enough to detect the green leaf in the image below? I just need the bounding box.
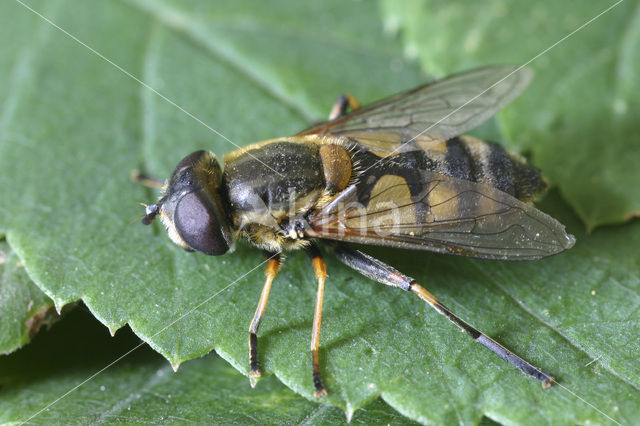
[0,308,417,424]
[379,0,640,230]
[0,239,56,354]
[0,0,638,424]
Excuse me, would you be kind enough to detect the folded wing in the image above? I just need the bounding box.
[298,65,532,151]
[308,171,575,260]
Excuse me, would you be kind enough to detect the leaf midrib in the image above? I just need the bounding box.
[123,0,316,123]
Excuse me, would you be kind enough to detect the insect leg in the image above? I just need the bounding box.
[130,169,165,189]
[248,252,281,386]
[328,94,361,120]
[306,243,329,397]
[334,244,554,387]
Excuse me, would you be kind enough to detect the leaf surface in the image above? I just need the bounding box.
[0,1,638,424]
[0,308,416,425]
[0,239,55,354]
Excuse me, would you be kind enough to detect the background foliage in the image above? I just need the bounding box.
[0,0,637,424]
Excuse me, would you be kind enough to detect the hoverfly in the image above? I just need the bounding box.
[139,66,575,397]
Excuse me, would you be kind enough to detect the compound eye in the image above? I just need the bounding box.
[174,190,229,255]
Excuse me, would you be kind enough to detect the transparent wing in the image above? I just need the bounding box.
[298,66,532,150]
[307,171,575,260]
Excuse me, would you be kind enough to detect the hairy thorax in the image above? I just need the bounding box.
[222,136,354,252]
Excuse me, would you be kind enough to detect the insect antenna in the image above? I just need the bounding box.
[131,169,165,189]
[140,202,160,225]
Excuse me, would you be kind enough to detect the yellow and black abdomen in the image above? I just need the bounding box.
[352,135,544,205]
[441,135,544,202]
[304,135,568,260]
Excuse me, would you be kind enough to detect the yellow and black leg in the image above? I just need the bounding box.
[333,244,554,387]
[248,252,281,386]
[328,94,361,120]
[306,243,329,397]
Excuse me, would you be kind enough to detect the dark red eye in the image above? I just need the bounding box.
[174,190,229,255]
